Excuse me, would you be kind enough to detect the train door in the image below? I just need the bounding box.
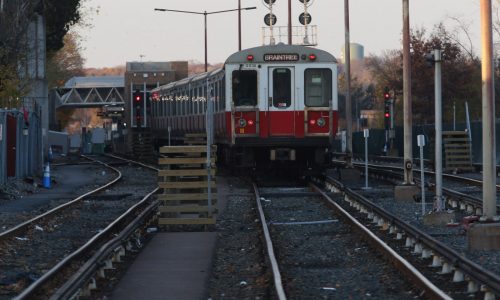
[268,67,295,136]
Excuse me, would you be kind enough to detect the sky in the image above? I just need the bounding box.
[78,0,482,68]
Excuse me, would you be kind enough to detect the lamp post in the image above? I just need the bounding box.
[155,6,256,72]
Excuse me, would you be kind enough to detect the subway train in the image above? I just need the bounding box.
[149,43,339,168]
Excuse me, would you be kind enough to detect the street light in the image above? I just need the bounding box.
[155,6,257,72]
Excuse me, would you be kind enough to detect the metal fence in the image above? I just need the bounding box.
[349,120,500,164]
[0,109,42,185]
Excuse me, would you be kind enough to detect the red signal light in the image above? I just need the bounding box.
[247,54,254,61]
[385,112,390,118]
[308,54,317,61]
[384,93,390,100]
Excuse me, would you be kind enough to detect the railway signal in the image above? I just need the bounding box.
[264,13,277,26]
[383,87,391,130]
[133,90,144,127]
[298,12,312,25]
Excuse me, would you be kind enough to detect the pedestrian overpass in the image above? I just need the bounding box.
[51,76,125,108]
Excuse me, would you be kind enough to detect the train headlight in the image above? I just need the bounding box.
[248,119,254,126]
[239,118,247,128]
[309,119,316,125]
[317,117,326,127]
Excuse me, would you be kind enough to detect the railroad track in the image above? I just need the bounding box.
[332,159,500,216]
[0,155,159,299]
[253,182,451,299]
[322,175,500,299]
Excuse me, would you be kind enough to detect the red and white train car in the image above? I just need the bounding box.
[150,43,338,167]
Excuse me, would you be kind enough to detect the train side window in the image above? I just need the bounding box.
[188,88,192,115]
[304,68,332,107]
[232,70,257,106]
[273,68,291,108]
[221,79,226,110]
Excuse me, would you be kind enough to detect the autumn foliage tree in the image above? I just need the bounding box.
[0,0,85,108]
[367,25,481,126]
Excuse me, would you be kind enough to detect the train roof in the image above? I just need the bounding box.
[152,68,223,93]
[225,43,337,64]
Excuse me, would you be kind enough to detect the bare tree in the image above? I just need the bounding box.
[440,17,475,60]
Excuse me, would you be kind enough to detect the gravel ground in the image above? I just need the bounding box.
[329,169,500,295]
[208,175,271,299]
[0,158,157,299]
[261,190,422,299]
[0,156,113,233]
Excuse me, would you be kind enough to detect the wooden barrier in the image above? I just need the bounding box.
[158,144,217,226]
[183,133,207,145]
[443,131,473,172]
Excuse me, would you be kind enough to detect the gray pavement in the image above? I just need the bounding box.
[111,232,217,300]
[0,164,104,213]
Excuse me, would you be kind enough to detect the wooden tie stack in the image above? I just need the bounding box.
[443,131,473,172]
[157,143,217,227]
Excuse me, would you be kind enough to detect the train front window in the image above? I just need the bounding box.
[232,70,257,106]
[273,68,291,108]
[304,69,332,107]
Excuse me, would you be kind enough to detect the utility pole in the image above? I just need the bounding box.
[402,0,413,184]
[480,0,497,220]
[433,49,444,211]
[344,0,352,166]
[288,0,292,44]
[238,0,241,50]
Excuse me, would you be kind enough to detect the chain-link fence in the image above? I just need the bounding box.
[0,109,42,185]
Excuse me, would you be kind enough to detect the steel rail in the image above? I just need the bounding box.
[333,159,500,213]
[15,188,159,299]
[363,163,500,213]
[49,191,159,300]
[13,155,159,299]
[0,155,122,240]
[332,152,500,186]
[325,176,500,296]
[252,183,287,300]
[310,182,452,300]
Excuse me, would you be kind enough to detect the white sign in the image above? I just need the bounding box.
[363,129,369,138]
[105,106,124,112]
[417,134,426,147]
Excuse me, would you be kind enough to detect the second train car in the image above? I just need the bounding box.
[150,43,339,168]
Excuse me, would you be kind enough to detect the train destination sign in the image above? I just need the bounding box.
[263,53,300,62]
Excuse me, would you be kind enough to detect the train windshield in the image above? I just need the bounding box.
[232,70,257,106]
[304,69,332,107]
